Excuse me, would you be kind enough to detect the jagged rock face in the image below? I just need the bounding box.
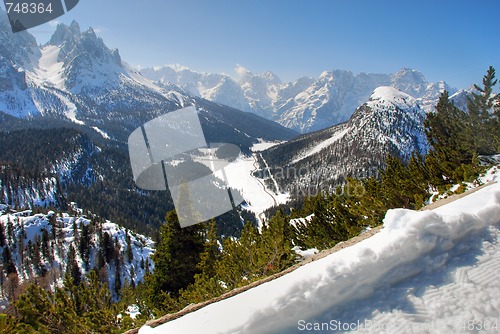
[0,10,38,95]
[261,86,430,194]
[46,22,124,92]
[0,20,296,145]
[142,66,458,133]
[391,68,428,97]
[0,12,39,68]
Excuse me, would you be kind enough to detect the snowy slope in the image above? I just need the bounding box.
[0,206,154,306]
[140,170,500,334]
[262,86,429,193]
[221,141,289,226]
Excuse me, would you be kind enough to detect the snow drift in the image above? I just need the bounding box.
[140,180,500,334]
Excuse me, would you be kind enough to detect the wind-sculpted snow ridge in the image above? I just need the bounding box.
[140,179,500,334]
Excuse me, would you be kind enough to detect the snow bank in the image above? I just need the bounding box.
[140,182,500,334]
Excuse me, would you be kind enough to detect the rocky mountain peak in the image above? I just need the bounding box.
[391,68,428,97]
[48,21,81,46]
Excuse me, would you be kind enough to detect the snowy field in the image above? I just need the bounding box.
[221,141,289,225]
[141,170,500,334]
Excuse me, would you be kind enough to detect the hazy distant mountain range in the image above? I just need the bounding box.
[141,65,467,133]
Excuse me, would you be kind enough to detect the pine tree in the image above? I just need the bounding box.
[114,239,122,296]
[146,210,204,310]
[381,155,427,209]
[495,95,500,151]
[17,232,24,266]
[259,210,296,275]
[215,222,261,288]
[95,248,105,271]
[6,218,13,243]
[0,223,6,247]
[2,246,16,275]
[178,221,225,305]
[79,223,91,270]
[65,246,81,286]
[102,232,114,264]
[129,266,136,288]
[114,263,122,296]
[126,230,133,264]
[345,177,386,227]
[196,220,220,278]
[32,239,45,277]
[41,228,51,261]
[467,66,498,155]
[425,91,475,183]
[72,220,79,244]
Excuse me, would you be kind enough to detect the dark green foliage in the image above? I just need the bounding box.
[426,92,475,175]
[292,188,362,250]
[102,232,114,264]
[79,223,92,270]
[145,211,204,310]
[141,210,297,316]
[0,224,6,247]
[381,155,429,209]
[41,229,51,261]
[66,246,81,286]
[0,128,174,237]
[258,210,296,274]
[467,66,498,155]
[176,221,225,306]
[7,270,135,333]
[2,246,16,275]
[126,230,133,263]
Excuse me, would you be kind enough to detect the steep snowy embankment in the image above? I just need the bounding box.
[141,173,500,334]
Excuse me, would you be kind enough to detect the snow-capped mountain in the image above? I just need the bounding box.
[260,86,430,193]
[141,66,253,113]
[0,15,297,146]
[141,66,458,133]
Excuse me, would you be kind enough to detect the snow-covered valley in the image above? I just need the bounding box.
[222,141,289,226]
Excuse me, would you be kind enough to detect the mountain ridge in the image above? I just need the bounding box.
[0,21,297,148]
[141,65,459,133]
[260,86,430,195]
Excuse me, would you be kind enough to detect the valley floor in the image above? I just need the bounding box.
[140,169,500,334]
[222,141,289,226]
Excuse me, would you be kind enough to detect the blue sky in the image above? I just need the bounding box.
[16,0,500,88]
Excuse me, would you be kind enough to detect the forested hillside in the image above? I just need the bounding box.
[1,68,498,333]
